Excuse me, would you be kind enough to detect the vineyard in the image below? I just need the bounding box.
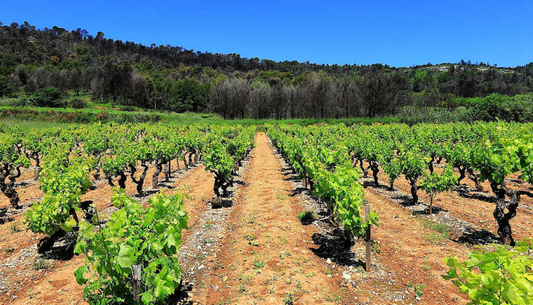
[0,121,533,304]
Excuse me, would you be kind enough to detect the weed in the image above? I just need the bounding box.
[253,260,265,269]
[244,234,255,241]
[297,211,316,224]
[284,292,294,305]
[408,282,425,299]
[32,257,52,270]
[277,193,287,200]
[9,221,21,233]
[3,245,14,253]
[323,288,343,302]
[371,239,381,254]
[304,272,314,278]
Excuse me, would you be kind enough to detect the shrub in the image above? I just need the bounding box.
[68,98,86,109]
[30,86,63,107]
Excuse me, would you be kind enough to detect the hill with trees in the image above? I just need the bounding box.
[1,21,533,120]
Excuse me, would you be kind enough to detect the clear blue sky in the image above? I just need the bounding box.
[2,0,532,67]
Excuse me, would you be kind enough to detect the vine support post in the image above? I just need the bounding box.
[132,264,142,302]
[365,202,371,272]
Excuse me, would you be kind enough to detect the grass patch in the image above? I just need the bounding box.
[420,218,450,238]
[426,232,447,245]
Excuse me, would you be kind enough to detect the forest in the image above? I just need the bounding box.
[1,21,533,120]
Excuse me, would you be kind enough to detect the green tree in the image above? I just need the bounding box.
[0,75,12,97]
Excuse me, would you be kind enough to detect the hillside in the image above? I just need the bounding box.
[1,21,533,119]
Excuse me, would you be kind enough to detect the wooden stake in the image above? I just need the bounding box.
[365,203,371,272]
[132,264,142,301]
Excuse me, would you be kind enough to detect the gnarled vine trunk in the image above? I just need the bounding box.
[359,159,368,177]
[409,178,418,204]
[467,169,483,191]
[130,164,149,196]
[491,181,518,246]
[152,161,163,190]
[428,157,435,175]
[0,166,22,209]
[213,174,232,197]
[369,161,380,186]
[457,166,466,184]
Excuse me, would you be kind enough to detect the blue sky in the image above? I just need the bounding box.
[2,0,532,67]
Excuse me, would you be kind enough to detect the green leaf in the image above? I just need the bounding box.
[74,266,88,285]
[117,244,133,268]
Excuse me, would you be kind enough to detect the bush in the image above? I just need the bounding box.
[0,97,28,107]
[120,105,136,112]
[68,99,86,109]
[30,86,63,107]
[464,93,533,122]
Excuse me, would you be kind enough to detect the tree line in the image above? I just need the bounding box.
[1,21,533,119]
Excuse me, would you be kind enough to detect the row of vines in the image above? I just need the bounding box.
[0,122,255,304]
[267,121,533,304]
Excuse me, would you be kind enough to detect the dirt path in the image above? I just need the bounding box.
[191,133,353,304]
